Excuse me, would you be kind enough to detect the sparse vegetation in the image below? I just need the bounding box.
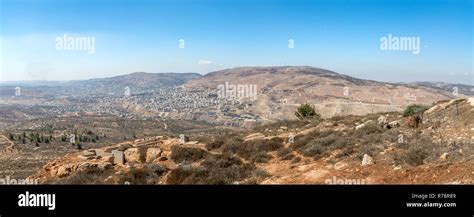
[221,137,284,162]
[393,137,440,166]
[170,146,208,163]
[167,153,256,184]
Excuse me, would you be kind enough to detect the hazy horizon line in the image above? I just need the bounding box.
[0,65,472,86]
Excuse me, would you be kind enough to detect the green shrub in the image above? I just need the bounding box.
[295,103,321,120]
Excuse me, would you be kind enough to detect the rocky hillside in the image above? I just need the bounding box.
[30,98,474,184]
[184,66,470,118]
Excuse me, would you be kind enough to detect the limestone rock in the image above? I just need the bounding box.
[356,120,375,130]
[112,150,124,165]
[146,148,162,163]
[388,120,400,128]
[439,153,449,161]
[362,154,374,166]
[124,147,147,163]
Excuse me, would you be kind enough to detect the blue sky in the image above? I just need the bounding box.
[0,0,472,84]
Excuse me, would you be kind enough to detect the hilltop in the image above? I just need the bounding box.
[184,66,470,118]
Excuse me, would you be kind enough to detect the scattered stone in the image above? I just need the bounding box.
[280,126,288,131]
[361,154,374,166]
[393,165,402,171]
[388,120,400,128]
[355,124,365,130]
[185,141,199,145]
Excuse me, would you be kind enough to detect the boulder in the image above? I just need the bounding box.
[439,152,449,161]
[355,124,364,130]
[124,147,147,163]
[388,120,400,128]
[103,156,114,164]
[146,148,162,163]
[361,154,374,166]
[181,135,190,143]
[112,150,124,165]
[55,165,73,178]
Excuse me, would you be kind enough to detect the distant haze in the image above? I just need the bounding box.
[1,0,472,85]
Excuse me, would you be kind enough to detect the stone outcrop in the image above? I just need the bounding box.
[124,147,147,163]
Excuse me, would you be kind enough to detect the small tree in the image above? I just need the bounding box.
[403,104,429,117]
[295,103,321,120]
[403,104,429,128]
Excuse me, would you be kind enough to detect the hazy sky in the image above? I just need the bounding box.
[0,0,472,84]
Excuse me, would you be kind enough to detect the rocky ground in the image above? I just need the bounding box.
[27,98,473,184]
